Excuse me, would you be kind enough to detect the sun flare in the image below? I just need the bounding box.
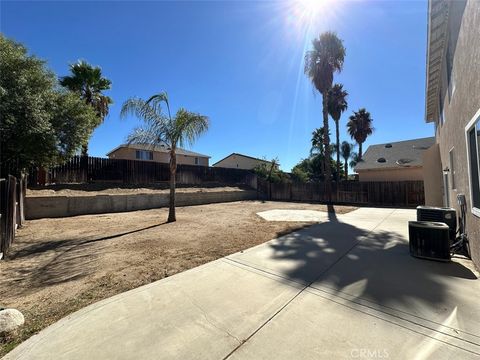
[293,0,331,26]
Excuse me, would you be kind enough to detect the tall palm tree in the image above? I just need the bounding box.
[328,84,348,180]
[347,108,374,161]
[305,32,346,197]
[340,141,355,180]
[121,92,209,223]
[60,60,112,155]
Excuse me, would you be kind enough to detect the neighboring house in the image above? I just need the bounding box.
[354,137,435,182]
[106,143,210,166]
[423,0,479,267]
[212,153,276,170]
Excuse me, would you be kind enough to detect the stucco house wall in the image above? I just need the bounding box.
[425,0,480,267]
[108,148,209,166]
[422,143,443,207]
[357,167,424,182]
[213,154,272,170]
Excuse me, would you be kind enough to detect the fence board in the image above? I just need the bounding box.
[260,179,424,208]
[0,175,19,257]
[28,156,257,187]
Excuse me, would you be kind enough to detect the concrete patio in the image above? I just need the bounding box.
[5,208,480,359]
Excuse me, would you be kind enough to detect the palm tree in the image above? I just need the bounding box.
[310,127,329,156]
[328,84,348,180]
[305,32,346,197]
[339,141,355,180]
[60,60,112,155]
[349,152,360,169]
[310,127,334,177]
[347,108,374,160]
[121,92,209,223]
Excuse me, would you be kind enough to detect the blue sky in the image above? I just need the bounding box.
[1,0,433,171]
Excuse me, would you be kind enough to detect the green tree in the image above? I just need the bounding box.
[121,92,209,223]
[310,127,335,179]
[310,127,329,157]
[254,158,288,183]
[339,141,355,180]
[291,166,309,183]
[327,83,348,180]
[60,60,112,155]
[305,32,346,197]
[0,35,98,176]
[349,152,360,169]
[347,108,374,160]
[291,155,340,183]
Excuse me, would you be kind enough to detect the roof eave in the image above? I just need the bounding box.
[355,165,423,172]
[425,0,450,123]
[107,144,210,159]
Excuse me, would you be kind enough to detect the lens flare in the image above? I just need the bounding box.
[293,0,331,27]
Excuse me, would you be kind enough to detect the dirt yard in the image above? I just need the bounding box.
[27,183,249,197]
[0,201,356,356]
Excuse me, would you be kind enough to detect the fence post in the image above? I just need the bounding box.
[0,175,17,257]
[80,155,88,183]
[0,178,6,258]
[17,175,26,227]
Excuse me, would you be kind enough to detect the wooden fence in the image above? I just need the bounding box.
[258,179,425,208]
[28,156,257,187]
[0,175,26,258]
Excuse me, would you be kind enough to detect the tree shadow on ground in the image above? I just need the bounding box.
[9,222,168,260]
[267,209,477,314]
[2,222,168,297]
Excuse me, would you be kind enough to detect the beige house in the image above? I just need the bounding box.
[423,0,480,267]
[354,137,435,182]
[106,143,210,166]
[212,153,276,170]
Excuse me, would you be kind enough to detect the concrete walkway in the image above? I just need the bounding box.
[5,208,480,359]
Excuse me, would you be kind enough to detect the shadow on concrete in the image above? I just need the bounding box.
[267,214,477,312]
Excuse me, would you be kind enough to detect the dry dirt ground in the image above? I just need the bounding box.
[27,184,248,197]
[0,201,356,356]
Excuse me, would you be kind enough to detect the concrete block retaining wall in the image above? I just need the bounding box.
[25,190,257,219]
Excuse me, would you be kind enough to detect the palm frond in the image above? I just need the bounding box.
[173,108,209,148]
[146,91,171,119]
[305,32,345,94]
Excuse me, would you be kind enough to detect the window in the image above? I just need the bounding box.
[135,150,153,161]
[194,157,199,165]
[466,109,480,217]
[449,148,456,190]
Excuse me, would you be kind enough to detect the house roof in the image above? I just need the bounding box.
[106,143,210,158]
[425,0,450,123]
[212,153,272,167]
[354,137,435,172]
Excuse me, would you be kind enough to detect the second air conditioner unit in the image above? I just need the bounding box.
[416,206,457,241]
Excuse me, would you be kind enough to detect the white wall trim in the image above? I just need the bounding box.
[464,107,480,218]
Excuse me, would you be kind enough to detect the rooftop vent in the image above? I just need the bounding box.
[413,145,430,150]
[396,158,413,166]
[385,144,392,148]
[377,157,386,163]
